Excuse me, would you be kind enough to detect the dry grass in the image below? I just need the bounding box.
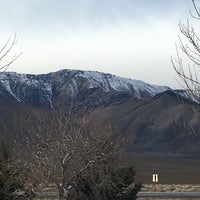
[141,184,200,192]
[138,184,200,200]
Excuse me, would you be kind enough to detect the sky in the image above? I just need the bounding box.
[0,0,194,88]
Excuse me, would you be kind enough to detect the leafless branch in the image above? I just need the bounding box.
[172,0,200,103]
[6,109,137,199]
[190,0,200,19]
[0,33,22,73]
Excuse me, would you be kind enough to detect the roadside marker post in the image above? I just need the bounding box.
[153,174,158,199]
[153,174,158,183]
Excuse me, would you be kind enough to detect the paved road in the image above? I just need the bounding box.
[137,192,200,198]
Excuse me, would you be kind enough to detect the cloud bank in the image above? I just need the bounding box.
[0,0,193,87]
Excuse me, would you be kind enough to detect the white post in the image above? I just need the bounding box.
[152,174,158,199]
[153,174,158,183]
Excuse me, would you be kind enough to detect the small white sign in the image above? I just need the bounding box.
[153,174,158,183]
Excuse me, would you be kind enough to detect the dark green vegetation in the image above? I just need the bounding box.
[0,139,33,200]
[67,166,141,200]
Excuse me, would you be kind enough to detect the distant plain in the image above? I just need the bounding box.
[128,153,200,184]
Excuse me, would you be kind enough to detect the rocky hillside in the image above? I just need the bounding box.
[0,69,170,110]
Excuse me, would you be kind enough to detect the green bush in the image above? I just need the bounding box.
[68,165,141,200]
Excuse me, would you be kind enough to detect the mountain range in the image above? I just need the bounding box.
[0,69,199,154]
[0,69,171,109]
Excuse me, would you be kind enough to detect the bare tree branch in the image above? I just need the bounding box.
[172,0,200,103]
[0,33,22,74]
[6,110,139,199]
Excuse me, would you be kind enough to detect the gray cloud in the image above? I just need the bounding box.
[0,0,192,47]
[0,0,191,30]
[0,0,193,88]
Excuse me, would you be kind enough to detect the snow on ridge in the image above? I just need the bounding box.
[0,72,53,91]
[78,70,170,96]
[0,71,53,106]
[0,69,171,107]
[0,69,170,97]
[79,71,110,91]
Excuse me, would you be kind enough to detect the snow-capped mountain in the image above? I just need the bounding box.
[0,69,200,154]
[0,69,171,109]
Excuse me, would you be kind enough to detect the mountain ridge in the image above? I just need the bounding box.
[0,69,172,110]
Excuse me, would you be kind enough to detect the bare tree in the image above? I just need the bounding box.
[0,33,21,73]
[7,110,140,200]
[171,0,200,103]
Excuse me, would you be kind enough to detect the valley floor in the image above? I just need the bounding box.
[128,153,200,184]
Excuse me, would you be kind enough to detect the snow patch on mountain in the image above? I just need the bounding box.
[0,69,171,108]
[78,70,170,98]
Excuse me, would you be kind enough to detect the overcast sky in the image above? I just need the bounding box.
[0,0,193,88]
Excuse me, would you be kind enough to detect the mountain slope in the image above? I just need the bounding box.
[0,69,170,110]
[88,91,200,154]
